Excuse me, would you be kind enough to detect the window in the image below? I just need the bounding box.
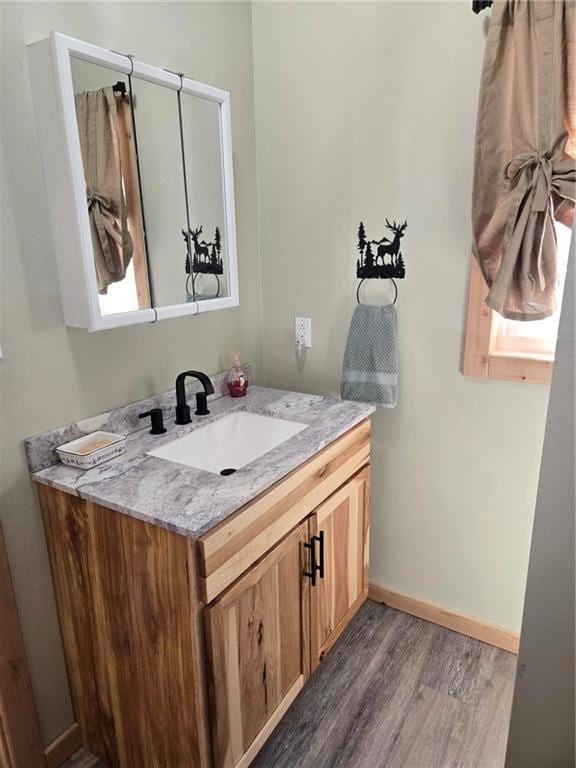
[463,222,572,384]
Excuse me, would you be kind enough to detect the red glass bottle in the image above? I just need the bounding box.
[227,353,248,398]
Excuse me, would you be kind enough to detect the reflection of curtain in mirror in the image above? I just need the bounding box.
[74,86,133,294]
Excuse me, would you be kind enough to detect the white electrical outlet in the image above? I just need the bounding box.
[295,317,312,348]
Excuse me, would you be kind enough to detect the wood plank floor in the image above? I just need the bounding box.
[63,602,516,768]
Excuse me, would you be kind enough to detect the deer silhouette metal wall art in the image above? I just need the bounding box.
[356,219,407,280]
[182,225,224,276]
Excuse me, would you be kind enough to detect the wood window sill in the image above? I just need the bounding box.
[486,353,553,384]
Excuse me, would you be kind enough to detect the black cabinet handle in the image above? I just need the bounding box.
[303,531,325,586]
[303,537,317,586]
[316,530,325,579]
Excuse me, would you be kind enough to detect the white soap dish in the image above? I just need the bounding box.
[56,431,126,470]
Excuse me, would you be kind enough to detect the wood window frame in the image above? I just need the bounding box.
[462,259,554,385]
[115,93,151,310]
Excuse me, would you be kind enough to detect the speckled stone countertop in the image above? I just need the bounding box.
[26,382,374,539]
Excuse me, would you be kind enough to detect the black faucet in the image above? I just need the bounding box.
[175,370,215,424]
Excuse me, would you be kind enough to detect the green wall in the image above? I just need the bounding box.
[252,1,548,633]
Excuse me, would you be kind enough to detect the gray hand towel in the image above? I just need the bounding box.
[341,303,399,407]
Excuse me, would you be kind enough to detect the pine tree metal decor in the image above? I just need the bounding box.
[182,225,224,276]
[356,219,407,279]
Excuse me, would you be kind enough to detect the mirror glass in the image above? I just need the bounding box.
[70,56,234,317]
[70,56,151,316]
[128,75,189,308]
[180,93,229,302]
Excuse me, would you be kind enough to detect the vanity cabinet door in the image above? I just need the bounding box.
[204,521,310,768]
[310,466,370,669]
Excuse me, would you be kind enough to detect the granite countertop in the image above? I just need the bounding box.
[27,384,375,539]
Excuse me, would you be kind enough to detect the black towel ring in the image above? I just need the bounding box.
[356,277,398,305]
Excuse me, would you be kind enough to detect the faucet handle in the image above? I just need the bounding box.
[139,408,167,435]
[195,392,210,416]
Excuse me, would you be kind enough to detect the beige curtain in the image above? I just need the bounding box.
[472,0,575,321]
[75,86,133,294]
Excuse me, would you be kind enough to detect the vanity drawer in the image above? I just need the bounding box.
[198,419,371,602]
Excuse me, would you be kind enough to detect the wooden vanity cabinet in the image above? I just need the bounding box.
[204,521,310,768]
[310,466,370,669]
[203,463,371,768]
[37,487,213,768]
[37,419,371,768]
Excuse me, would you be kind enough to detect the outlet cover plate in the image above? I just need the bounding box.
[295,317,312,348]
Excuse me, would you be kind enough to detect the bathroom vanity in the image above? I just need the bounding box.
[27,383,373,768]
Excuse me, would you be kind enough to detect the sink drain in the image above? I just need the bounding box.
[220,467,237,476]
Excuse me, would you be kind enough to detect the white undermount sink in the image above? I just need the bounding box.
[148,411,308,475]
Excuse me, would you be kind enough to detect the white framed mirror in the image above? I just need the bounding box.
[27,32,239,331]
